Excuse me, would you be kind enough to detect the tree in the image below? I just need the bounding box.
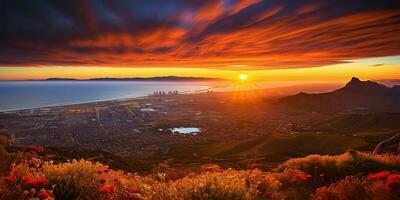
[373,132,400,154]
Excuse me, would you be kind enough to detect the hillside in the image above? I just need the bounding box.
[311,113,400,132]
[280,77,400,113]
[1,135,399,200]
[164,129,399,169]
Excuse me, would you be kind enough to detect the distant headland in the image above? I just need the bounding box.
[9,76,225,82]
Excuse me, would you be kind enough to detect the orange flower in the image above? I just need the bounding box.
[367,171,390,180]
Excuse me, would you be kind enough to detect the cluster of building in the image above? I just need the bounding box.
[0,92,282,156]
[150,90,179,96]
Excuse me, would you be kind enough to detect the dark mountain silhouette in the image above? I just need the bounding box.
[280,77,400,113]
[88,76,223,81]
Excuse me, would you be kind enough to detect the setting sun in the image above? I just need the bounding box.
[239,74,248,81]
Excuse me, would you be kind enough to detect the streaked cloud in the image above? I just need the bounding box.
[0,0,399,70]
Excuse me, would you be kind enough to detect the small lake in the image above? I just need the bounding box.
[170,127,201,135]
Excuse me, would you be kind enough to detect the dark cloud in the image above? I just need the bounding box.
[0,0,399,69]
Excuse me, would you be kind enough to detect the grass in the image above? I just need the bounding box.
[165,131,370,167]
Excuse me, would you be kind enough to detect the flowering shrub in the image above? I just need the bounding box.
[311,176,399,200]
[386,174,400,192]
[1,151,399,200]
[1,164,53,199]
[274,151,400,181]
[27,145,45,153]
[367,171,391,180]
[146,169,284,200]
[291,173,312,183]
[200,164,222,172]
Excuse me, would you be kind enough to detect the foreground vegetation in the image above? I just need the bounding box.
[1,135,399,200]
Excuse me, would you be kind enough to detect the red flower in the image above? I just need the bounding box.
[99,185,114,193]
[291,173,312,182]
[5,176,15,184]
[34,177,48,185]
[97,169,103,174]
[129,187,139,193]
[100,177,107,183]
[386,174,400,192]
[98,187,110,193]
[319,173,325,177]
[22,176,47,186]
[367,171,390,180]
[11,168,20,177]
[249,163,261,169]
[39,190,50,199]
[263,191,272,197]
[30,151,38,157]
[201,164,221,172]
[27,145,44,153]
[114,177,121,183]
[103,169,110,173]
[22,176,33,184]
[36,146,44,152]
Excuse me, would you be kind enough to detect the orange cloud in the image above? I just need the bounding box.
[0,0,399,70]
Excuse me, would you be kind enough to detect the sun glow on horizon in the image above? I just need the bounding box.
[239,74,248,81]
[1,56,400,82]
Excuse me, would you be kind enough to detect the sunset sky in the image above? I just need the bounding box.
[0,0,399,81]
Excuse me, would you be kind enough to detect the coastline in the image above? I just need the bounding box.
[0,86,218,113]
[0,81,345,113]
[0,96,146,113]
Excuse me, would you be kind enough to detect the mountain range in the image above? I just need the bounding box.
[42,76,224,81]
[280,77,400,113]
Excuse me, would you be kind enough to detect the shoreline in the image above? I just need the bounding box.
[0,96,147,113]
[0,86,221,113]
[0,81,345,113]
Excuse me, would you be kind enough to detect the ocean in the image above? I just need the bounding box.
[0,81,212,112]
